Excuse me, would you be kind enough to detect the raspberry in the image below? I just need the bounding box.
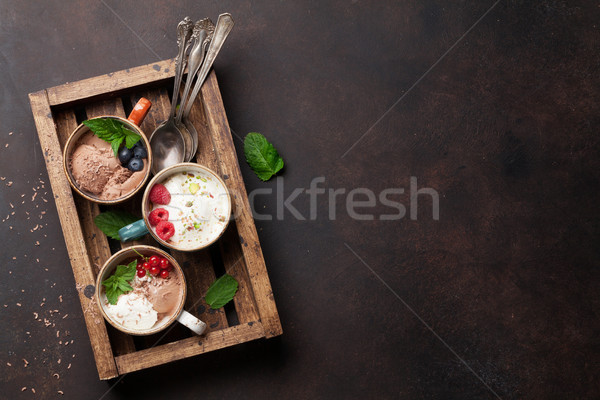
[149,184,171,205]
[156,220,175,241]
[148,208,169,226]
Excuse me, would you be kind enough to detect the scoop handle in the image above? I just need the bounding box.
[118,219,149,241]
[127,97,152,126]
[177,310,207,335]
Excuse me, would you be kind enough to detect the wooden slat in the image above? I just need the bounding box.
[134,86,229,332]
[183,83,261,326]
[85,98,125,118]
[188,86,261,325]
[188,83,220,175]
[73,195,112,272]
[29,90,118,379]
[173,249,228,331]
[114,322,264,374]
[54,110,112,272]
[201,71,283,338]
[46,59,176,107]
[219,222,259,324]
[53,109,77,145]
[82,99,139,355]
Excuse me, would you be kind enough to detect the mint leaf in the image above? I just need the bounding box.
[204,274,238,309]
[83,118,140,156]
[94,211,139,240]
[124,129,141,148]
[116,260,138,281]
[102,275,117,287]
[102,260,137,305]
[118,280,133,293]
[111,136,124,157]
[104,286,120,306]
[244,132,284,181]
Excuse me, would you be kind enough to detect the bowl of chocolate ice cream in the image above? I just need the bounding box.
[63,98,153,204]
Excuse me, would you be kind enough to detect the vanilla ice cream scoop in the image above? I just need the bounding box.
[105,291,158,331]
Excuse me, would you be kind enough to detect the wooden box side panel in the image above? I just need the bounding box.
[29,90,118,380]
[114,322,265,375]
[46,59,176,108]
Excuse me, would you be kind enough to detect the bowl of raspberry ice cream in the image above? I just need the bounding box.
[143,163,231,251]
[117,163,231,251]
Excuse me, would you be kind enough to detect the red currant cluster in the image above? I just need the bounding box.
[136,254,172,279]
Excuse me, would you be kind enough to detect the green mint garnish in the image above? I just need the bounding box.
[94,211,139,240]
[204,274,238,309]
[102,260,137,305]
[83,118,141,157]
[243,132,284,181]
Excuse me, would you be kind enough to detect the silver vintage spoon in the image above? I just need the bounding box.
[148,17,193,174]
[176,18,215,161]
[180,13,234,158]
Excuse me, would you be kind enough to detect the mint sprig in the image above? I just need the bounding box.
[94,211,138,240]
[204,274,238,309]
[243,132,284,181]
[83,118,141,157]
[102,260,137,305]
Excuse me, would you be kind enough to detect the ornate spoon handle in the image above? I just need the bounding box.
[182,13,234,119]
[176,18,215,124]
[169,17,194,120]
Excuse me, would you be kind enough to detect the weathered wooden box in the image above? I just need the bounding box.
[29,60,282,379]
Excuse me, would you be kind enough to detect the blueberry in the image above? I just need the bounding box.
[133,145,147,159]
[127,157,144,172]
[118,147,133,164]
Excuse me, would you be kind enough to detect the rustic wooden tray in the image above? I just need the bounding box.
[29,59,282,380]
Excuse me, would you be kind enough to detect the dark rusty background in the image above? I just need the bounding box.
[1,1,599,399]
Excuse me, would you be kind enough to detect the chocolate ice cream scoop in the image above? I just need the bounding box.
[146,272,183,315]
[70,143,115,195]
